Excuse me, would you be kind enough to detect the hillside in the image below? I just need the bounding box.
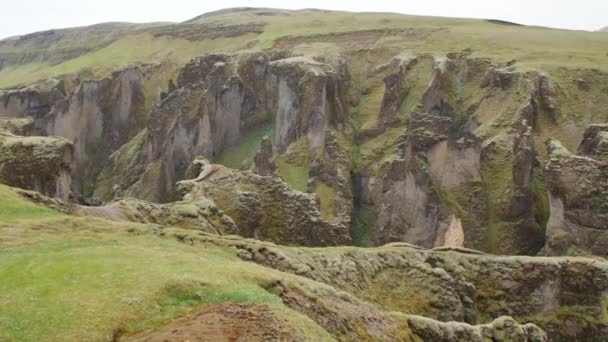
[1,7,608,341]
[2,8,608,89]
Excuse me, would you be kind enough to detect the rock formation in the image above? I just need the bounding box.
[252,136,277,176]
[97,50,351,203]
[544,126,608,256]
[0,9,606,257]
[2,8,608,341]
[0,132,73,201]
[176,158,350,246]
[75,196,237,235]
[224,236,608,341]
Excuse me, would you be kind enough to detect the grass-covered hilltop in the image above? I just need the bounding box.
[1,7,608,341]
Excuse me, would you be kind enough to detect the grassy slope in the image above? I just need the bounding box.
[2,9,608,89]
[0,32,257,89]
[214,122,274,169]
[0,184,332,341]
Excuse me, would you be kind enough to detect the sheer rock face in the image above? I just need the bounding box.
[355,53,555,254]
[269,56,350,152]
[0,79,67,119]
[177,158,351,246]
[100,50,351,203]
[544,131,608,256]
[0,133,73,201]
[228,238,608,341]
[379,56,418,122]
[0,67,147,197]
[102,52,274,202]
[37,66,145,192]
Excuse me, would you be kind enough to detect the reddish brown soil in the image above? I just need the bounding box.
[124,303,300,342]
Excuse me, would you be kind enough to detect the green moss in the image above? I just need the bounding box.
[480,144,514,252]
[276,159,309,192]
[398,56,434,117]
[362,269,440,319]
[276,138,311,192]
[358,85,386,131]
[214,122,274,169]
[486,221,514,254]
[94,130,147,200]
[352,204,375,247]
[315,182,338,221]
[530,171,551,234]
[359,126,402,169]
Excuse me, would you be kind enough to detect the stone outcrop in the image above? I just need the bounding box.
[0,79,67,119]
[0,117,34,135]
[378,56,417,122]
[578,123,608,160]
[252,136,277,176]
[228,238,608,341]
[0,40,603,260]
[176,158,351,246]
[544,130,608,256]
[0,132,73,201]
[266,275,546,342]
[98,52,272,201]
[75,196,237,235]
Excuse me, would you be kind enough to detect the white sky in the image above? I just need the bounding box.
[1,0,607,39]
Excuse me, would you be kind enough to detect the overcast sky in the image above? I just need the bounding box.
[1,0,607,39]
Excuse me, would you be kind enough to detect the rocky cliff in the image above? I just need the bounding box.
[0,8,607,254]
[0,132,73,201]
[544,125,608,256]
[2,7,608,342]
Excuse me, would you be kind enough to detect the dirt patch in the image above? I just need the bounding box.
[124,303,301,342]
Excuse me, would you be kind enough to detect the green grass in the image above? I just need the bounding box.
[0,182,337,341]
[0,236,279,341]
[0,186,63,223]
[214,122,274,169]
[276,159,309,192]
[0,32,256,89]
[0,203,338,342]
[276,138,311,192]
[4,10,608,90]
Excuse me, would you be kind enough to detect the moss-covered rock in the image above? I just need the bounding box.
[177,158,351,246]
[0,132,73,201]
[544,131,608,256]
